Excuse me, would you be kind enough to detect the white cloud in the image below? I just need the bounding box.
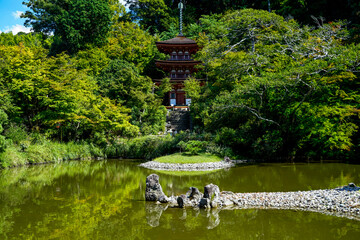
[12,11,24,19]
[119,0,128,6]
[1,24,32,34]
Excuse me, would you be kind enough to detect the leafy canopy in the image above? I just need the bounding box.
[22,0,112,54]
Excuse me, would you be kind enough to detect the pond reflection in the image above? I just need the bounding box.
[0,160,359,239]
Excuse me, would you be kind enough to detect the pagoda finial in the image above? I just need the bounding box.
[178,0,184,36]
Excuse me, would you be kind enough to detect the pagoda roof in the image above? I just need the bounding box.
[155,60,202,67]
[156,35,196,45]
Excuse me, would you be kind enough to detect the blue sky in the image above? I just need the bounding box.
[0,0,127,34]
[0,0,31,34]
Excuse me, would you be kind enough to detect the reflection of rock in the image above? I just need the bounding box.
[145,174,168,203]
[203,183,221,208]
[207,208,221,229]
[179,209,187,220]
[145,203,168,227]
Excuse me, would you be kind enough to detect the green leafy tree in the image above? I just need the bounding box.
[22,0,112,54]
[0,110,7,152]
[0,44,138,140]
[126,0,176,34]
[189,9,360,160]
[97,59,166,134]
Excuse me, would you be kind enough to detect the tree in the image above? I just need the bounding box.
[126,0,176,34]
[0,44,138,140]
[0,110,7,152]
[97,59,166,134]
[189,9,360,160]
[22,0,112,54]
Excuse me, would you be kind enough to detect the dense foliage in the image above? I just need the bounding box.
[127,0,360,39]
[0,0,359,167]
[186,9,360,160]
[22,0,112,54]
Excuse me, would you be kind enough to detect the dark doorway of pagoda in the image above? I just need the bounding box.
[176,91,185,106]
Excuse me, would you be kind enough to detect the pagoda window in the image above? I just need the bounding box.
[178,51,184,60]
[184,51,190,60]
[171,52,177,60]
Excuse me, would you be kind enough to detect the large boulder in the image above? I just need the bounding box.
[177,194,187,208]
[204,183,221,208]
[187,187,203,201]
[199,198,210,209]
[145,174,168,203]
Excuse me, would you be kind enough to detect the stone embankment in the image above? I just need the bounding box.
[145,174,360,219]
[139,157,236,171]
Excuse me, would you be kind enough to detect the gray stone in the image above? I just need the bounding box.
[199,198,210,209]
[224,156,232,163]
[204,184,221,208]
[348,183,357,188]
[145,174,168,202]
[187,187,203,201]
[177,194,187,208]
[204,183,220,200]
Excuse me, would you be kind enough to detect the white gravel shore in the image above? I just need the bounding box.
[139,160,235,171]
[168,184,360,220]
[218,185,360,218]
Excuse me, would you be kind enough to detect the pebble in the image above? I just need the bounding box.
[167,185,360,219]
[139,161,235,171]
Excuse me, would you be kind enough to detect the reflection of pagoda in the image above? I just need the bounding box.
[154,1,202,107]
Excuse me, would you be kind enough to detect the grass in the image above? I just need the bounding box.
[153,152,222,164]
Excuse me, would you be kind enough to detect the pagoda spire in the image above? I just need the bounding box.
[178,0,184,36]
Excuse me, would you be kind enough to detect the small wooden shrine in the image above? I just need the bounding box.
[154,1,202,107]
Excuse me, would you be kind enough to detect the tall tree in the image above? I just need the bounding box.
[126,0,176,34]
[22,0,112,54]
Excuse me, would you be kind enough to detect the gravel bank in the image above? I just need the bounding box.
[139,160,235,171]
[145,173,360,220]
[218,185,360,218]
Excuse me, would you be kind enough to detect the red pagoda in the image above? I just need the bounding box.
[154,1,202,107]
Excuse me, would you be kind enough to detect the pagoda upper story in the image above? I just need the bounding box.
[155,35,202,81]
[153,0,203,107]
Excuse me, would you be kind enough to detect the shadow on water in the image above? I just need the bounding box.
[0,159,360,239]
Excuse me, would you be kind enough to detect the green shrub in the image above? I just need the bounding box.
[183,140,208,155]
[0,145,27,168]
[3,124,29,145]
[0,110,8,153]
[0,136,6,153]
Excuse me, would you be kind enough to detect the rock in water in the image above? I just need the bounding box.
[224,156,232,163]
[177,194,187,208]
[199,198,210,208]
[145,174,168,202]
[187,187,203,201]
[204,184,220,199]
[204,183,221,208]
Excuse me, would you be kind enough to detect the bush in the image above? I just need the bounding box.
[183,140,208,155]
[3,124,29,145]
[108,135,178,160]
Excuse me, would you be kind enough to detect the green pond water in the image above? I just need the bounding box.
[0,160,360,239]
